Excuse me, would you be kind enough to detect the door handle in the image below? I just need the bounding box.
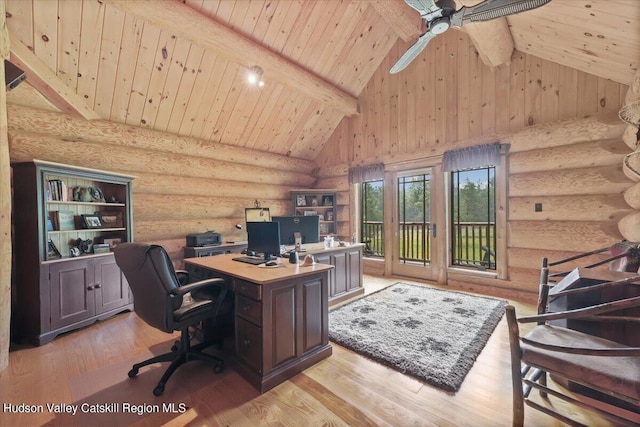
[432,224,437,238]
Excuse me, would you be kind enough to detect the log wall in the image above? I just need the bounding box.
[7,105,319,264]
[1,0,11,371]
[315,31,633,296]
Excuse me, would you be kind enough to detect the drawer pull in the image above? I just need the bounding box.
[87,285,94,291]
[94,283,102,289]
[243,338,251,347]
[242,304,250,312]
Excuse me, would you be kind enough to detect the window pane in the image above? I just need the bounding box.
[450,167,496,270]
[361,180,384,257]
[397,174,431,265]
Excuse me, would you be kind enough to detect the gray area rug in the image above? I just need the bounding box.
[328,282,507,392]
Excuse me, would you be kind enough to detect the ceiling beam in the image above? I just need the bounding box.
[375,0,514,69]
[457,1,514,69]
[369,0,422,43]
[105,0,359,117]
[9,37,101,120]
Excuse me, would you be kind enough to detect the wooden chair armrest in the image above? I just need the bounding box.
[521,336,640,356]
[518,296,640,324]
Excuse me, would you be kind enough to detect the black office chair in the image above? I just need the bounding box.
[114,243,230,396]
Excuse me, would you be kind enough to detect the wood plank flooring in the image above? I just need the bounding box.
[0,275,630,426]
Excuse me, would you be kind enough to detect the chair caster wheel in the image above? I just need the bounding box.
[214,363,223,374]
[128,368,139,378]
[153,384,165,396]
[171,340,180,352]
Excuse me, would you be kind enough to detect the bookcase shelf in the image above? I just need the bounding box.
[11,160,135,345]
[291,189,337,238]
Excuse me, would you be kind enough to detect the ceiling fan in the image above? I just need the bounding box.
[390,0,552,74]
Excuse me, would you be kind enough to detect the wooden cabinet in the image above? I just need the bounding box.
[11,160,134,345]
[233,274,329,391]
[314,245,364,306]
[291,189,337,238]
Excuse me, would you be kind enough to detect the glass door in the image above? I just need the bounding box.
[391,168,436,280]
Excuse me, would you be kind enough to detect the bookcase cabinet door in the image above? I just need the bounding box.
[94,256,131,315]
[49,259,96,329]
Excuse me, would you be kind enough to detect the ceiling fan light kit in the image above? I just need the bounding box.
[390,0,553,74]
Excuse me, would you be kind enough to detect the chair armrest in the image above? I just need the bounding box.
[522,335,640,356]
[171,277,226,297]
[175,269,189,286]
[518,296,640,324]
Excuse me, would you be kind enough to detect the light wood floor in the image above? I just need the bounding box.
[0,275,628,426]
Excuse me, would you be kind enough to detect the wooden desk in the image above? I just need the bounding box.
[291,242,365,306]
[184,254,334,393]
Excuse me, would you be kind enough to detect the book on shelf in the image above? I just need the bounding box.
[46,179,69,201]
[49,210,75,231]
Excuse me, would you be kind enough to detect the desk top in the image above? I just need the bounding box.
[184,253,334,285]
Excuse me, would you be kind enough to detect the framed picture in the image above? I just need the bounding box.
[47,239,61,260]
[99,211,123,228]
[245,207,271,222]
[82,214,102,229]
[296,195,307,206]
[103,237,123,249]
[310,196,318,206]
[303,210,318,216]
[322,196,333,206]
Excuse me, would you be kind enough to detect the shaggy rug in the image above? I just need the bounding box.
[328,282,507,392]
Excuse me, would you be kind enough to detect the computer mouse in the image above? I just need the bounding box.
[265,261,278,267]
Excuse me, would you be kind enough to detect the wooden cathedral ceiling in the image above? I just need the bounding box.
[4,0,640,161]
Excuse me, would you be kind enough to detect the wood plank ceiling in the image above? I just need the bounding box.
[4,0,640,162]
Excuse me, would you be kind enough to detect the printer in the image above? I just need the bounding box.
[186,231,222,247]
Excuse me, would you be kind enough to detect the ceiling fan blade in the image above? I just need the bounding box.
[451,0,551,27]
[404,0,440,15]
[390,31,437,74]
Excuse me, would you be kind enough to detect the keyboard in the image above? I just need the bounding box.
[232,256,266,265]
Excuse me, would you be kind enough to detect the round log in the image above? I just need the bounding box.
[7,104,316,173]
[622,150,640,182]
[135,218,247,241]
[8,130,315,187]
[133,194,290,221]
[618,211,640,242]
[509,138,630,174]
[622,125,639,150]
[623,182,640,209]
[510,165,632,198]
[132,172,295,200]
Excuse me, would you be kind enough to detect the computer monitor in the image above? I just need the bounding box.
[273,215,320,246]
[246,221,281,261]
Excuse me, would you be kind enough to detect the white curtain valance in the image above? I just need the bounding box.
[348,163,385,184]
[442,143,507,172]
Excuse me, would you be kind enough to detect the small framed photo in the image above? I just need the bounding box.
[47,239,61,260]
[296,195,307,206]
[322,196,333,206]
[82,214,102,229]
[99,211,123,228]
[310,196,318,206]
[103,237,122,249]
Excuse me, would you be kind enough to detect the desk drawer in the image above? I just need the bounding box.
[235,317,262,373]
[234,279,262,300]
[236,295,262,326]
[185,264,219,281]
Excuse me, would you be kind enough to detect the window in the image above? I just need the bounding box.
[397,173,431,265]
[361,180,384,257]
[450,167,496,270]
